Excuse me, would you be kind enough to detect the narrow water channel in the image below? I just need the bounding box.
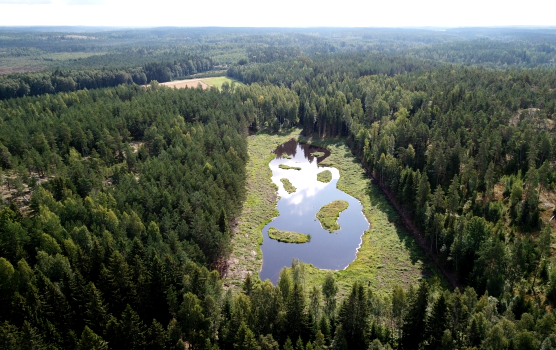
[259,139,369,283]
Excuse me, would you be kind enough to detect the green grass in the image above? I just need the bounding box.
[279,164,301,170]
[201,76,242,89]
[293,137,444,299]
[317,170,332,183]
[311,151,325,157]
[317,200,349,232]
[225,129,302,290]
[282,155,292,159]
[280,178,297,194]
[268,227,311,243]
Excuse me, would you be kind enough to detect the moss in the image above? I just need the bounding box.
[268,227,311,243]
[279,164,301,170]
[280,178,297,194]
[316,200,349,232]
[317,170,332,183]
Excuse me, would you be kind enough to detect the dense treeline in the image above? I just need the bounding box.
[0,84,252,348]
[0,55,213,99]
[407,38,556,67]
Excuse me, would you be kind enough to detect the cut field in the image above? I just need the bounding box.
[0,52,107,75]
[159,76,240,90]
[160,78,210,89]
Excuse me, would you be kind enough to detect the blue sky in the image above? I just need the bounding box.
[0,0,555,27]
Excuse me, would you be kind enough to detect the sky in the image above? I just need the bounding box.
[0,0,555,27]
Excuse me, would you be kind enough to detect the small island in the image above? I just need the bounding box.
[268,227,311,243]
[280,178,297,193]
[317,200,349,232]
[317,170,332,183]
[279,164,301,170]
[282,154,292,159]
[311,151,325,157]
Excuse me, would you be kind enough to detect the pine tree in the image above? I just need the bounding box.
[322,272,338,319]
[286,282,309,342]
[84,282,108,334]
[234,322,261,350]
[425,294,448,349]
[147,319,170,350]
[78,326,108,350]
[330,324,348,350]
[401,281,428,349]
[338,282,368,349]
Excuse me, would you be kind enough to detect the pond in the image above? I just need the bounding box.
[259,139,370,283]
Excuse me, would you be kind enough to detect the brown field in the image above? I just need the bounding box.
[0,66,45,75]
[159,78,210,89]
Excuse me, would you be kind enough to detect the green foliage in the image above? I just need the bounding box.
[279,164,302,171]
[316,200,349,232]
[280,178,297,194]
[316,170,332,183]
[267,227,310,244]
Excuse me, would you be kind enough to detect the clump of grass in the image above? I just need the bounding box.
[280,178,297,193]
[317,200,349,232]
[268,227,311,243]
[311,151,325,157]
[317,170,332,183]
[279,164,301,170]
[282,154,292,159]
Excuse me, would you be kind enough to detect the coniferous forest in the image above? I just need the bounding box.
[2,26,556,349]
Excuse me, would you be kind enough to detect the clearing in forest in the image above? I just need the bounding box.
[225,131,442,297]
[158,76,240,90]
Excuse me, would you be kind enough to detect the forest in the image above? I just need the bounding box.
[2,26,556,349]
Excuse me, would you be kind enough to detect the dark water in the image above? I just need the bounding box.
[259,139,369,283]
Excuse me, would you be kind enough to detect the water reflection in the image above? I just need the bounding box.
[259,139,369,283]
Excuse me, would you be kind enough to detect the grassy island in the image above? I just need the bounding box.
[311,151,325,157]
[280,178,297,193]
[268,227,311,243]
[317,170,332,183]
[279,164,301,170]
[317,200,349,232]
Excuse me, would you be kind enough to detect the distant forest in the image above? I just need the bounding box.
[1,27,556,350]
